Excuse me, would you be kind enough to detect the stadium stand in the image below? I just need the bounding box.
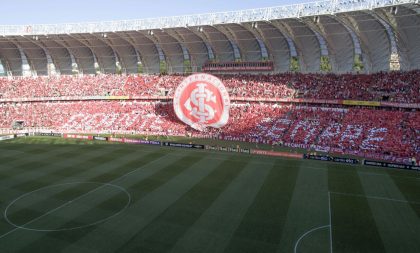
[1,71,419,102]
[1,1,420,252]
[1,99,419,163]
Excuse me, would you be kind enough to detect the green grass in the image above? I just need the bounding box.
[0,137,419,252]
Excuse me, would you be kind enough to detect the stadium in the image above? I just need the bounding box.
[0,0,419,252]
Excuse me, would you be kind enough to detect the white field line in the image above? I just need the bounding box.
[294,225,330,253]
[3,182,131,233]
[0,153,171,240]
[330,191,420,205]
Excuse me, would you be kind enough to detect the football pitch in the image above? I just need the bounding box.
[0,138,419,252]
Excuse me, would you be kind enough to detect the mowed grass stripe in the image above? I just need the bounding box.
[5,149,164,226]
[4,138,419,253]
[4,234,88,253]
[328,164,386,253]
[0,144,54,165]
[4,183,104,229]
[0,143,97,166]
[388,170,420,219]
[169,159,273,253]
[0,147,121,235]
[358,173,420,253]
[77,149,159,183]
[223,159,300,253]
[0,145,113,227]
[45,147,132,179]
[0,142,56,157]
[116,157,251,253]
[51,147,162,184]
[0,151,173,252]
[15,152,193,252]
[276,161,329,253]
[0,148,164,240]
[61,152,219,253]
[126,154,206,203]
[50,146,155,184]
[0,144,109,188]
[0,145,83,174]
[3,151,125,203]
[6,146,127,192]
[25,186,128,231]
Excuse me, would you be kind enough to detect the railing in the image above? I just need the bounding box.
[0,0,415,36]
[0,95,419,109]
[202,61,274,72]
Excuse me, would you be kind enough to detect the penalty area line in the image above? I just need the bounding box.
[330,191,420,205]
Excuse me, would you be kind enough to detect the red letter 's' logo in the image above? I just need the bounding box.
[173,73,230,131]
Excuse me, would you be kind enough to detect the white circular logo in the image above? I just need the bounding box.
[173,73,230,131]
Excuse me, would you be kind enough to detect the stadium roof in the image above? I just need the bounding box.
[0,0,419,75]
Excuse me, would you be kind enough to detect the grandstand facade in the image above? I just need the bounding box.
[0,0,419,165]
[0,0,419,75]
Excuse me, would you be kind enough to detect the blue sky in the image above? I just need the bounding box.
[2,0,314,25]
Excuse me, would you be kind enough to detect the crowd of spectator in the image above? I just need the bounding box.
[0,71,419,163]
[0,75,126,98]
[290,71,420,102]
[1,101,418,162]
[1,70,419,103]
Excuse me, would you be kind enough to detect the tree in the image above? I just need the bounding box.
[71,63,79,75]
[320,56,332,72]
[184,59,192,74]
[94,62,101,75]
[290,56,300,72]
[115,61,122,75]
[353,54,364,72]
[137,62,143,74]
[160,61,168,75]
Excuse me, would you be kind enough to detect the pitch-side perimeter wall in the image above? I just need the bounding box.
[6,132,419,171]
[0,96,419,109]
